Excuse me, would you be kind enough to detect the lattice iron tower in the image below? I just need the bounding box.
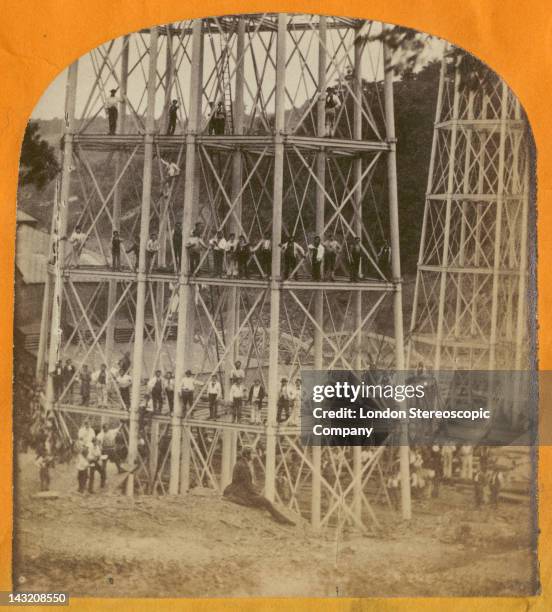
[408,51,532,418]
[39,14,412,529]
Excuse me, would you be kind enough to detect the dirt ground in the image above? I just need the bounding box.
[13,451,538,598]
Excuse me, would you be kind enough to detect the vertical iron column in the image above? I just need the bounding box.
[105,36,130,366]
[512,117,529,421]
[311,14,327,529]
[222,17,246,489]
[158,29,175,272]
[264,13,287,503]
[407,54,446,368]
[488,82,509,370]
[486,82,509,419]
[514,103,529,370]
[225,18,245,386]
[45,60,79,408]
[434,63,460,370]
[154,30,176,344]
[37,195,59,379]
[383,33,411,520]
[126,28,159,495]
[169,19,204,495]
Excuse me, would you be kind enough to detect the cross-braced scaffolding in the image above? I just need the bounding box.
[408,51,532,421]
[39,13,412,530]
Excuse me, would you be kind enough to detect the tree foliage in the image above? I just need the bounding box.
[19,121,60,190]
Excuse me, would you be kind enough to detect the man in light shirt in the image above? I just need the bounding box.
[179,370,199,417]
[307,236,325,281]
[229,378,246,423]
[288,378,302,425]
[115,368,132,410]
[460,444,474,480]
[209,230,227,277]
[225,233,239,278]
[87,438,105,493]
[207,375,222,420]
[96,422,124,474]
[230,360,245,384]
[78,419,96,450]
[324,236,341,281]
[105,88,122,135]
[76,447,90,493]
[69,225,86,268]
[186,229,207,275]
[160,157,181,191]
[146,232,160,272]
[251,234,272,278]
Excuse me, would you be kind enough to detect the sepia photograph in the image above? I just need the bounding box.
[11,12,537,598]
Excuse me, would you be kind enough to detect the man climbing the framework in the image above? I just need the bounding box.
[166,99,179,136]
[223,447,295,526]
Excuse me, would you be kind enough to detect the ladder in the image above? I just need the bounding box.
[215,35,233,134]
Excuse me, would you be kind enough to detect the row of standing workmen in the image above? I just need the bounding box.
[105,86,344,137]
[50,355,303,425]
[67,220,386,282]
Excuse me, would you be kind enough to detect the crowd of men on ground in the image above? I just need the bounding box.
[385,444,507,510]
[15,361,510,524]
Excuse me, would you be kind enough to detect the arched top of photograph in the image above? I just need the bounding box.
[28,15,530,140]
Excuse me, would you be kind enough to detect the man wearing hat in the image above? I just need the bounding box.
[166,99,179,135]
[229,377,246,423]
[179,369,198,417]
[224,447,295,526]
[324,86,341,137]
[277,378,291,423]
[105,87,121,135]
